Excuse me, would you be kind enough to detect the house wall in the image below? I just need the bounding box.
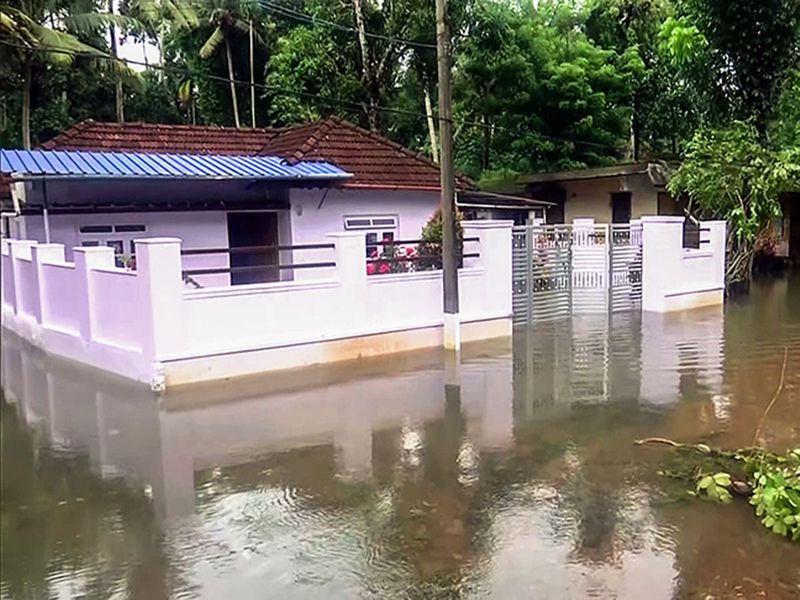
[561,174,660,223]
[9,188,437,285]
[12,209,298,287]
[288,188,439,279]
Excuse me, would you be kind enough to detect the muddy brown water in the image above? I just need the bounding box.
[2,276,800,599]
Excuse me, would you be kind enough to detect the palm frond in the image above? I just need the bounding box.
[115,60,146,92]
[199,25,224,58]
[178,79,194,105]
[165,0,200,30]
[0,9,38,48]
[32,22,109,65]
[66,12,145,36]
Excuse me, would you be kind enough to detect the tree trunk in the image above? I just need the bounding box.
[249,19,256,128]
[353,0,379,130]
[481,114,491,170]
[109,0,124,123]
[158,23,164,83]
[22,52,32,150]
[353,0,371,80]
[225,36,241,128]
[424,84,439,163]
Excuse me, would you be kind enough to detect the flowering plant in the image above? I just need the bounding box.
[366,244,419,275]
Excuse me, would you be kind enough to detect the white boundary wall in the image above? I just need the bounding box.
[1,221,513,389]
[641,216,726,312]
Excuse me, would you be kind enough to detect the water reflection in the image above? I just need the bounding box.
[3,278,800,599]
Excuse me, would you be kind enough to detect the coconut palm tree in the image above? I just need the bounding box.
[127,0,199,80]
[1,2,144,145]
[1,4,106,148]
[198,0,265,129]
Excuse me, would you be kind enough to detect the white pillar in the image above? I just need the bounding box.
[73,246,115,342]
[135,238,184,372]
[327,232,367,332]
[641,216,684,312]
[30,243,65,326]
[461,220,514,319]
[7,240,36,316]
[703,220,727,290]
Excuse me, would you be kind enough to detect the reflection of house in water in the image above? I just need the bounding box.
[639,309,725,408]
[0,334,514,522]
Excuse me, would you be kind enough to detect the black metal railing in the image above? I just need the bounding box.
[683,219,711,249]
[180,242,336,282]
[180,242,335,256]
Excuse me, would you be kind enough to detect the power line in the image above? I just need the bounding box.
[0,39,620,151]
[255,0,438,50]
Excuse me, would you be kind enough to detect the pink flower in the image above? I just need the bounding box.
[367,262,377,275]
[379,263,391,274]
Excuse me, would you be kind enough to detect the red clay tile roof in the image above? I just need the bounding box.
[40,117,474,190]
[41,120,277,155]
[260,117,473,190]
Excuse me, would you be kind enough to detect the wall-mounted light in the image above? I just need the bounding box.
[295,204,303,217]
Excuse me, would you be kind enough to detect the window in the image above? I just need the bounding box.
[344,215,399,230]
[114,224,146,233]
[366,231,395,258]
[78,223,146,266]
[345,215,399,258]
[79,225,113,234]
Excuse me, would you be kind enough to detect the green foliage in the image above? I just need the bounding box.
[453,0,633,178]
[654,443,800,542]
[668,122,800,283]
[265,26,362,125]
[771,68,800,148]
[695,471,733,503]
[746,449,800,541]
[665,0,800,132]
[417,209,463,271]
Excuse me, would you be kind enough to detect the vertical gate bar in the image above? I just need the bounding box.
[567,225,573,317]
[606,223,613,314]
[526,224,533,323]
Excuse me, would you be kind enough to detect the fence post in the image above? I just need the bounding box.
[135,238,184,382]
[462,220,514,318]
[7,240,36,316]
[327,232,367,331]
[74,246,115,342]
[641,216,684,312]
[703,220,727,290]
[30,244,65,326]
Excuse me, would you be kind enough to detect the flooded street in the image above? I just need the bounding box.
[2,276,799,599]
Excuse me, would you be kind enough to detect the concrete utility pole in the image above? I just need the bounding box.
[435,0,460,350]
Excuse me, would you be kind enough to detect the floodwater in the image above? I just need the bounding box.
[2,277,800,600]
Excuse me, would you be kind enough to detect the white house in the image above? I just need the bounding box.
[2,117,483,286]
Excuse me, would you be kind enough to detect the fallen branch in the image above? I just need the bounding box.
[752,346,789,445]
[634,437,684,448]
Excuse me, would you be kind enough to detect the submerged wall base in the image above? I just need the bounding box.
[162,317,512,387]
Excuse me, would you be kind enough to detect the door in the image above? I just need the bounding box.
[611,192,632,223]
[227,212,279,285]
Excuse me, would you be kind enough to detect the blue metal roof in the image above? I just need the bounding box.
[0,148,351,181]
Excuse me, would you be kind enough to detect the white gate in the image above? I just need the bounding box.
[512,221,642,323]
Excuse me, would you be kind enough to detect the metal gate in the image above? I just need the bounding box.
[512,222,642,323]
